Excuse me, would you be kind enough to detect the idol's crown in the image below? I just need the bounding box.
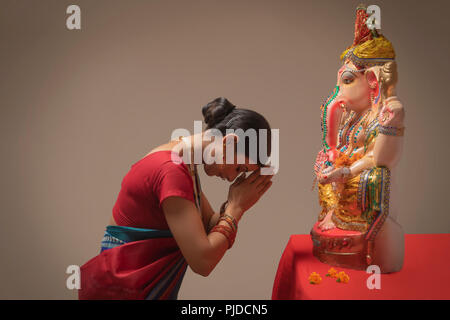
[340,4,395,67]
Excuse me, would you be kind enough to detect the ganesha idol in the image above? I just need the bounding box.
[310,4,406,273]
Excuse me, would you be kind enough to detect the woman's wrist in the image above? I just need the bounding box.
[218,213,238,232]
[210,223,236,249]
[224,201,244,222]
[219,200,228,215]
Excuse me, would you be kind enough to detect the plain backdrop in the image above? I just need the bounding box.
[0,0,449,299]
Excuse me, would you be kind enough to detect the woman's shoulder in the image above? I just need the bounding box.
[133,150,192,178]
[134,150,182,166]
[140,151,195,205]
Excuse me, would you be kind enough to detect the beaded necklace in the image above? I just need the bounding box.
[339,109,371,156]
[179,136,202,211]
[349,110,371,157]
[189,163,202,211]
[338,113,361,152]
[353,125,363,144]
[338,112,356,152]
[321,86,340,152]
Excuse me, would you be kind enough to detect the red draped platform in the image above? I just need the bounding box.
[272,234,450,300]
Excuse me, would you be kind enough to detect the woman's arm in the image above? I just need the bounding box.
[162,169,273,277]
[200,191,221,232]
[162,196,239,277]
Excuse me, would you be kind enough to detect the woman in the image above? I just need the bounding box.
[79,97,274,299]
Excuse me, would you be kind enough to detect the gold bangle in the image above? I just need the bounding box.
[218,215,238,233]
[378,125,405,136]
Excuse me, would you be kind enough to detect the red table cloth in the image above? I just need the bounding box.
[272,234,450,300]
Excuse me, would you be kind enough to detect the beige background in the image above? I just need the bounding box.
[0,0,449,299]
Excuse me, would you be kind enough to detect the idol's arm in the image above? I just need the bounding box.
[349,151,375,176]
[319,151,375,184]
[373,97,405,168]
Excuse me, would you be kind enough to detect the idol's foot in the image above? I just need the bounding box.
[318,210,336,231]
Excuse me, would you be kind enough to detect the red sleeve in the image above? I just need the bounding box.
[154,161,195,207]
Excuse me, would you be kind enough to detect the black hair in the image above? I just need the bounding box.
[201,97,272,166]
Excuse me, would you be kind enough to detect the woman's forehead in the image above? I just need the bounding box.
[232,159,260,170]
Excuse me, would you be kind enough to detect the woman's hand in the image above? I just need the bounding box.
[226,168,273,220]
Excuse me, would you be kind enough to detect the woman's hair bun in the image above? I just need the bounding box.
[202,97,236,128]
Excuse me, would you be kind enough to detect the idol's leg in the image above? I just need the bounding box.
[318,209,336,231]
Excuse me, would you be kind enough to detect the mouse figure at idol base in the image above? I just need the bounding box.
[311,4,405,273]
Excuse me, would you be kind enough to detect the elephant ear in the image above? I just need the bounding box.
[379,61,398,99]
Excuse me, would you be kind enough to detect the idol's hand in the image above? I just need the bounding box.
[318,167,351,184]
[226,168,273,220]
[379,97,405,127]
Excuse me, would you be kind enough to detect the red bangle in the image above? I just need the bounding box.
[210,225,236,249]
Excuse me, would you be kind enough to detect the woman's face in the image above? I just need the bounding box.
[203,155,260,182]
[202,133,261,182]
[336,60,371,112]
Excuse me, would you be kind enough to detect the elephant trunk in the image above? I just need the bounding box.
[323,96,346,163]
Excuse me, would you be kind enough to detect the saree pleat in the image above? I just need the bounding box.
[146,256,187,300]
[79,227,187,300]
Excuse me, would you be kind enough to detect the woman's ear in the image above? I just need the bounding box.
[222,133,239,163]
[222,133,239,145]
